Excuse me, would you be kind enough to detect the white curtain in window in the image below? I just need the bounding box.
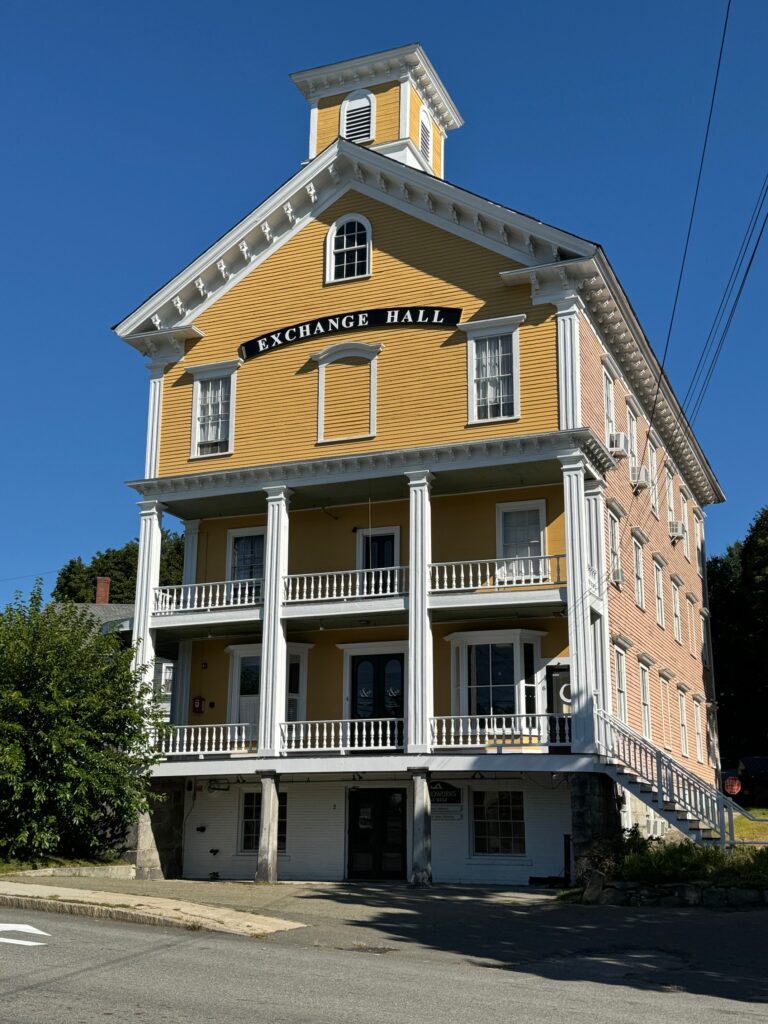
[501,508,542,576]
[198,376,231,453]
[475,335,514,420]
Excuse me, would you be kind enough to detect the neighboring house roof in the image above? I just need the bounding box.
[77,603,135,634]
[112,137,724,507]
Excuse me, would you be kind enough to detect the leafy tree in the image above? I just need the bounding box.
[709,506,768,762]
[0,583,166,861]
[52,531,184,604]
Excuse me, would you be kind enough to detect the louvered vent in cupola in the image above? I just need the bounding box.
[342,91,374,143]
[419,111,431,162]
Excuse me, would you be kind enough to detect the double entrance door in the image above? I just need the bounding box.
[347,788,407,880]
[350,653,404,748]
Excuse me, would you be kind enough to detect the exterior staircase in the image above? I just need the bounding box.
[595,709,735,848]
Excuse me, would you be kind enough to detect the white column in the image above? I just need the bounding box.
[560,455,594,750]
[584,478,612,716]
[554,297,583,431]
[144,364,165,479]
[406,471,434,753]
[133,499,164,681]
[410,769,432,886]
[256,773,279,883]
[182,520,200,586]
[258,485,292,756]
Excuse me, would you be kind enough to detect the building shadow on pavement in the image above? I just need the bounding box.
[289,883,768,1006]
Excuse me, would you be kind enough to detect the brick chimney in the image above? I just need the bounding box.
[95,577,110,604]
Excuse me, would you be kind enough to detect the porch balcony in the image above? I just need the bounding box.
[153,723,257,758]
[153,579,264,615]
[283,567,408,604]
[430,713,572,750]
[429,555,564,592]
[280,717,404,753]
[152,713,572,760]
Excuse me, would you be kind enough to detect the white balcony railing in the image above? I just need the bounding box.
[429,555,564,593]
[153,723,256,756]
[153,579,264,615]
[280,718,404,753]
[430,713,572,748]
[284,567,408,603]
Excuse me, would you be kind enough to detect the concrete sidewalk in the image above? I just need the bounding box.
[0,879,305,938]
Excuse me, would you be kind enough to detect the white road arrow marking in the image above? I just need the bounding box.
[0,924,49,946]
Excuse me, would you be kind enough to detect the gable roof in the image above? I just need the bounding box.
[112,138,723,507]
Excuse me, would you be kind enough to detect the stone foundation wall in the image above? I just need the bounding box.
[130,781,185,880]
[570,773,622,878]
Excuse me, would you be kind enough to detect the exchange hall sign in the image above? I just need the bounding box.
[239,306,463,362]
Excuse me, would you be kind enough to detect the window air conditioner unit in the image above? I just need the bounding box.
[669,521,685,542]
[611,567,625,586]
[631,465,650,491]
[609,432,630,458]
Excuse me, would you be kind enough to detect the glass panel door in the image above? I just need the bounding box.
[238,656,260,732]
[501,508,543,579]
[362,532,396,570]
[545,666,571,747]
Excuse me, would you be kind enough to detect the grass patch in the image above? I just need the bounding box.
[0,855,121,875]
[734,807,768,843]
[554,887,584,903]
[620,843,768,887]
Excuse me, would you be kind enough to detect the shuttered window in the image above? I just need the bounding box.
[342,91,373,143]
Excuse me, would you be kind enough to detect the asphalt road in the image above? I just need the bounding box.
[0,908,766,1024]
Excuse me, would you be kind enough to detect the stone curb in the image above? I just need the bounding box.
[0,894,221,934]
[0,885,305,938]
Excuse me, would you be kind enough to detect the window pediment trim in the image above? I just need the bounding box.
[310,341,383,366]
[457,314,526,337]
[185,358,241,380]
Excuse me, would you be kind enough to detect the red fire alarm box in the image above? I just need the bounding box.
[192,696,205,714]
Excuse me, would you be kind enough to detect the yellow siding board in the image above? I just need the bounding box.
[323,359,371,439]
[159,191,556,477]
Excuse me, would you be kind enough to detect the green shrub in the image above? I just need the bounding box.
[621,842,768,887]
[578,825,659,882]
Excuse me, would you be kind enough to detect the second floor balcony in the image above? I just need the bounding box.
[152,553,566,627]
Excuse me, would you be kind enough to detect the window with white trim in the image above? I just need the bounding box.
[325,215,371,282]
[654,560,665,627]
[189,361,239,458]
[340,89,375,143]
[227,528,266,582]
[614,646,628,724]
[472,790,525,856]
[648,441,659,516]
[680,492,690,559]
[627,407,638,470]
[419,109,432,162]
[603,369,615,442]
[496,500,546,579]
[448,630,543,718]
[633,539,645,609]
[608,511,621,582]
[640,663,652,740]
[701,614,711,667]
[665,467,676,525]
[694,514,705,576]
[241,790,287,853]
[694,700,704,762]
[672,581,682,643]
[678,689,689,756]
[687,597,696,656]
[227,643,310,727]
[473,334,517,421]
[660,676,672,749]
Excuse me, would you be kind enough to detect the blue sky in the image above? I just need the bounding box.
[1,0,766,605]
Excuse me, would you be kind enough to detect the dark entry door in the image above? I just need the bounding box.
[347,788,407,880]
[351,654,404,747]
[545,665,572,747]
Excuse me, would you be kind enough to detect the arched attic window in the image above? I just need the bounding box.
[340,89,375,144]
[310,341,382,444]
[325,214,372,283]
[419,108,432,163]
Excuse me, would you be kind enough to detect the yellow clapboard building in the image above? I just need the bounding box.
[114,45,726,884]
